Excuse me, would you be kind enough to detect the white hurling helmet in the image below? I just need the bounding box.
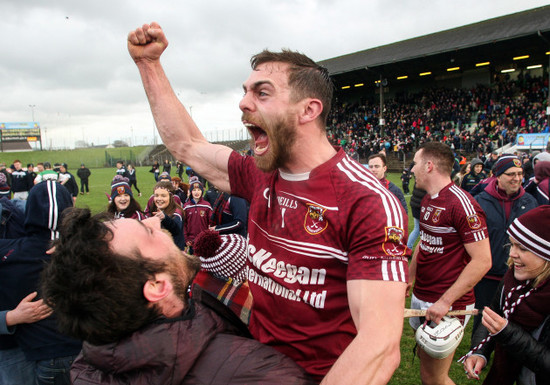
[415,316,464,359]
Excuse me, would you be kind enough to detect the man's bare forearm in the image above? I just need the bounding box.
[135,59,232,191]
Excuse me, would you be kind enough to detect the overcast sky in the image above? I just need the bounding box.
[2,0,549,149]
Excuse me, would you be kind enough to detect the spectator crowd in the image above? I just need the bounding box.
[327,74,549,162]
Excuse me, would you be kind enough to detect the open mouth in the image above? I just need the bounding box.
[243,120,269,156]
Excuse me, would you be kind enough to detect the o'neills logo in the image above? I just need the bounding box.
[304,204,328,235]
[467,214,482,229]
[383,226,406,257]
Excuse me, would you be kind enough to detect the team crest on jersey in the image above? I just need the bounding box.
[382,226,406,257]
[467,214,482,229]
[304,204,328,235]
[200,210,206,217]
[432,208,443,223]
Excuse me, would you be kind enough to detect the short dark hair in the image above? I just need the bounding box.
[418,142,454,176]
[250,49,333,125]
[368,153,387,166]
[41,208,165,345]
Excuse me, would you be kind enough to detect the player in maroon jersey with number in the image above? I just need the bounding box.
[408,142,492,385]
[128,23,409,384]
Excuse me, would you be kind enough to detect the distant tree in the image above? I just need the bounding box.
[113,140,129,148]
[75,140,89,148]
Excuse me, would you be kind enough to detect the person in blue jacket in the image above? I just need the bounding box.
[209,191,249,237]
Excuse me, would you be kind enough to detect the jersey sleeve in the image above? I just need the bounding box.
[452,195,488,244]
[345,188,409,283]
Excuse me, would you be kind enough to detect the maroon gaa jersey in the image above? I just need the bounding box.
[228,148,408,380]
[414,182,488,306]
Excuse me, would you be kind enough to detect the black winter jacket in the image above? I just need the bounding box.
[472,281,550,384]
[409,185,427,220]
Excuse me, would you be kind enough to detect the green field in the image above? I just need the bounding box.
[2,148,486,384]
[0,146,152,170]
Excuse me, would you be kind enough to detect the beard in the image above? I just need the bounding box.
[246,112,297,172]
[168,251,201,302]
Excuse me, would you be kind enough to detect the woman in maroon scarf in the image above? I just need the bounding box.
[462,205,550,384]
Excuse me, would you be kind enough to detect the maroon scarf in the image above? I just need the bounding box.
[209,192,229,227]
[484,178,524,220]
[483,269,550,385]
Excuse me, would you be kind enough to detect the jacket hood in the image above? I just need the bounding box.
[24,181,73,239]
[470,158,483,168]
[535,161,550,181]
[534,152,550,164]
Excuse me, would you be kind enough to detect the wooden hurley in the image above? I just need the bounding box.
[403,308,479,318]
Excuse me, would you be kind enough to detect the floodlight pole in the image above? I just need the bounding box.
[29,104,36,122]
[379,74,385,137]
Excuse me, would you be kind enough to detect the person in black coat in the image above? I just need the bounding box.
[76,164,91,194]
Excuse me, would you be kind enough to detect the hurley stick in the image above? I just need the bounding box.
[403,308,479,318]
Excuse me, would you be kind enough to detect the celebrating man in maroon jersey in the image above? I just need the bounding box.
[128,23,409,384]
[408,142,491,385]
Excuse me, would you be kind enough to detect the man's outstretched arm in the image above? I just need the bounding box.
[128,23,232,192]
[321,280,406,385]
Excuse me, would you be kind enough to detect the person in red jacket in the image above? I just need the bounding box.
[183,176,212,248]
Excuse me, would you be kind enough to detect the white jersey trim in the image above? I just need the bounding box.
[449,185,476,217]
[251,219,349,262]
[337,155,404,229]
[381,260,407,282]
[279,170,311,181]
[420,223,457,234]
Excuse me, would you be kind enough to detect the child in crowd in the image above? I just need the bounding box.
[183,177,212,249]
[171,176,189,204]
[107,176,145,220]
[148,180,185,250]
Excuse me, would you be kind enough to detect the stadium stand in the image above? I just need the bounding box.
[320,6,550,168]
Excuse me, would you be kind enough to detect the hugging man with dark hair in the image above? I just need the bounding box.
[41,208,314,385]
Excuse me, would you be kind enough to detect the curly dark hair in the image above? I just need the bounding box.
[40,208,166,345]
